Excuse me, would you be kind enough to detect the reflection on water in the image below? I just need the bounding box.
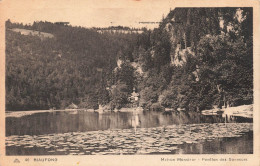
[6,110,252,136]
[5,110,253,155]
[179,130,253,154]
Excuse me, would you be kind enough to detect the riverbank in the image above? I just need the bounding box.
[201,104,253,118]
[6,104,253,118]
[5,109,82,118]
[5,107,143,118]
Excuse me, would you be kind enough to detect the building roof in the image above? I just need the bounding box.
[67,103,78,109]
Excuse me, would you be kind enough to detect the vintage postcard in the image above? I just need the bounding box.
[0,0,259,165]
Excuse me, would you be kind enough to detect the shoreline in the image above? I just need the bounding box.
[5,107,143,118]
[6,104,253,118]
[201,104,253,118]
[5,109,80,118]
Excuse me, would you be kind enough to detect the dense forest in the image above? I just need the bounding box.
[6,20,139,110]
[6,7,253,111]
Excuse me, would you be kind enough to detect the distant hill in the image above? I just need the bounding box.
[93,26,144,34]
[9,28,54,39]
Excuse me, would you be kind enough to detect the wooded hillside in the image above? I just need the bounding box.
[5,8,253,111]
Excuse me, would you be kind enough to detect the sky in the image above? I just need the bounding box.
[1,0,175,29]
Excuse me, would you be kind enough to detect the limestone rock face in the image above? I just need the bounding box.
[164,20,195,67]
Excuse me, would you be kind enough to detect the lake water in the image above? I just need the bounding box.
[6,110,253,155]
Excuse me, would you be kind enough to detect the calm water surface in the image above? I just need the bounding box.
[6,110,253,155]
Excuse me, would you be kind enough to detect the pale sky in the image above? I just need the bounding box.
[1,0,175,29]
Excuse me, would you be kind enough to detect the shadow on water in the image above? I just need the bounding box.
[178,131,253,154]
[6,110,252,136]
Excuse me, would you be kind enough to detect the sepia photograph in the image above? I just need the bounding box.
[0,0,259,165]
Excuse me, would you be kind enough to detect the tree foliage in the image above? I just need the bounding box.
[6,8,253,111]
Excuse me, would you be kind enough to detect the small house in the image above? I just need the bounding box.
[66,103,79,110]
